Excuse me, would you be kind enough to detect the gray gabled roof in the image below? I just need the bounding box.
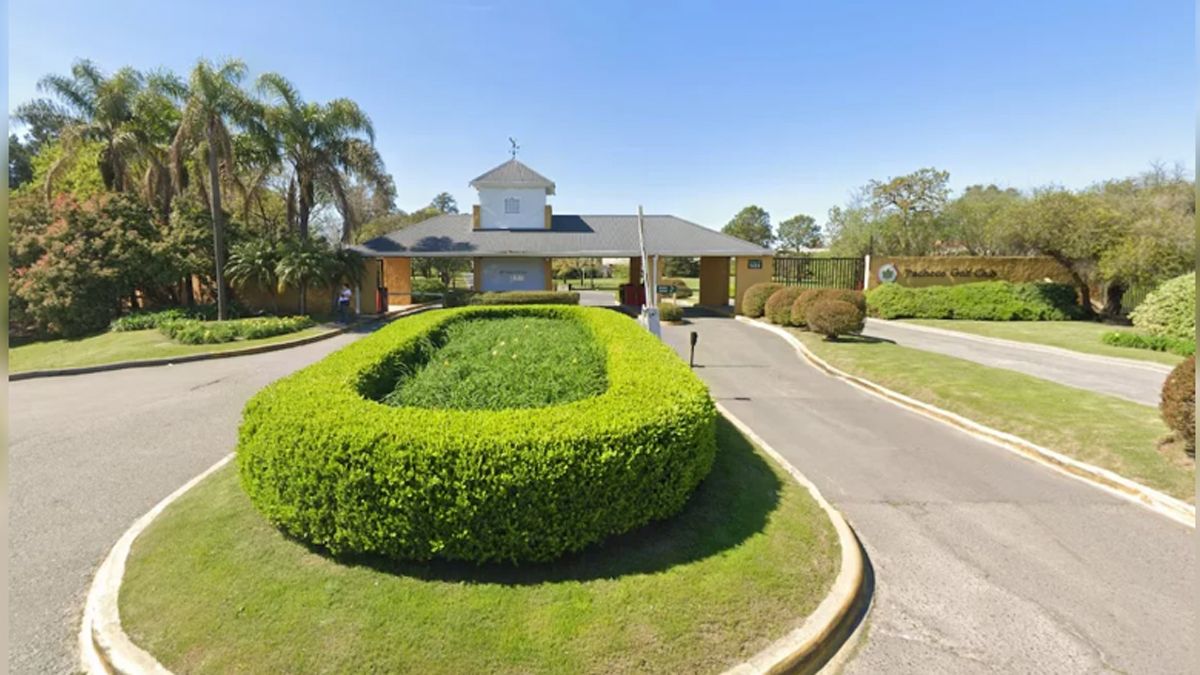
[351,214,773,258]
[469,159,556,195]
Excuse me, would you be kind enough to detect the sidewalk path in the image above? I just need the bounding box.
[661,315,1193,674]
[862,318,1169,406]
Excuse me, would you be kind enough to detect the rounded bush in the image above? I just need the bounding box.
[659,301,684,322]
[791,288,866,326]
[1131,272,1195,341]
[237,306,717,563]
[807,300,865,339]
[662,277,693,299]
[1160,355,1195,457]
[765,287,806,325]
[741,282,784,318]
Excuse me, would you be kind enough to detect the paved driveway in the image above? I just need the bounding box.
[661,315,1194,674]
[862,319,1170,406]
[8,326,383,674]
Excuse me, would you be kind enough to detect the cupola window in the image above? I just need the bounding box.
[504,197,520,214]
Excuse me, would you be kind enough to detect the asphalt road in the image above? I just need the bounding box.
[661,314,1195,674]
[8,326,381,675]
[862,318,1170,406]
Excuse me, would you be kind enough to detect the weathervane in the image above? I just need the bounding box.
[508,137,519,159]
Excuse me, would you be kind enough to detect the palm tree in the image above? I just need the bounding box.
[276,237,333,315]
[171,58,260,320]
[256,73,392,242]
[225,239,281,313]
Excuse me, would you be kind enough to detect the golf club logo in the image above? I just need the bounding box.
[878,263,899,283]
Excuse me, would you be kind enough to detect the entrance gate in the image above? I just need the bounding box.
[772,257,865,290]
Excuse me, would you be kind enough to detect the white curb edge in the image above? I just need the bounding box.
[741,316,1196,529]
[80,454,234,675]
[719,403,871,675]
[865,318,1175,374]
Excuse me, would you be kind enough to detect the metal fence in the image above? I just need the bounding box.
[772,257,865,290]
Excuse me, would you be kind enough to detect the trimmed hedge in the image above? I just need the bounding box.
[159,315,315,344]
[741,282,784,318]
[109,304,230,331]
[1160,355,1195,456]
[237,306,717,563]
[659,301,684,322]
[1131,272,1195,340]
[765,287,806,325]
[867,281,1081,321]
[469,291,580,306]
[807,300,865,339]
[791,288,866,327]
[1101,331,1196,357]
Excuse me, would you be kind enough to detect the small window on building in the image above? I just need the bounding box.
[504,197,520,214]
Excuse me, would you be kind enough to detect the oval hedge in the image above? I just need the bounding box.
[237,305,717,564]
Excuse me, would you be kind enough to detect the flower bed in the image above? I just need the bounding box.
[237,305,717,563]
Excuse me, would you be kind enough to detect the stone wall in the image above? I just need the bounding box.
[868,256,1075,289]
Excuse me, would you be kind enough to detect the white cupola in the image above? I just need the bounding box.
[469,158,555,230]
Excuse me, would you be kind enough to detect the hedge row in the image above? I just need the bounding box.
[1160,355,1195,457]
[443,290,581,307]
[237,305,717,563]
[1101,331,1195,357]
[1131,272,1195,340]
[159,315,315,344]
[866,281,1081,320]
[110,304,231,331]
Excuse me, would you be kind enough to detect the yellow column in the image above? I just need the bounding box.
[544,258,554,291]
[698,256,731,306]
[472,205,481,229]
[473,257,483,291]
[382,258,413,306]
[544,204,553,229]
[733,256,774,314]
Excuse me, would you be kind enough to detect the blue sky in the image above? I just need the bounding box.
[8,1,1193,230]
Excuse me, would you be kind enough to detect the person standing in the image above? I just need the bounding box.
[338,283,353,323]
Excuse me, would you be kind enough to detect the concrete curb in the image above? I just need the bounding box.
[12,304,436,382]
[865,318,1175,374]
[80,453,234,674]
[741,316,1196,528]
[720,403,872,675]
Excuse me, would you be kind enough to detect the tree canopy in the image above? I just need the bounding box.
[722,205,773,247]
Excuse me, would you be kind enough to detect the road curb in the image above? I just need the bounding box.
[741,316,1196,528]
[720,403,872,675]
[12,304,436,381]
[865,318,1175,374]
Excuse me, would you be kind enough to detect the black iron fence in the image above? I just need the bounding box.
[772,257,865,290]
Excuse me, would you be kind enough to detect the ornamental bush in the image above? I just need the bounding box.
[237,306,718,563]
[159,315,314,344]
[806,299,865,339]
[469,291,580,306]
[790,288,866,326]
[1131,272,1195,340]
[765,287,806,325]
[867,281,1081,320]
[741,282,784,318]
[659,301,684,322]
[1160,355,1195,457]
[1100,331,1195,357]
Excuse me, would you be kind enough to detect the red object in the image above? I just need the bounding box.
[620,283,646,306]
[376,286,388,313]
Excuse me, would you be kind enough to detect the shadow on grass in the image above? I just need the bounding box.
[304,416,782,585]
[825,333,895,345]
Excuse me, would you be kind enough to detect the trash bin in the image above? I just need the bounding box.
[376,286,388,313]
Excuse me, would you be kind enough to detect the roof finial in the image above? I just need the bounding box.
[508,137,519,159]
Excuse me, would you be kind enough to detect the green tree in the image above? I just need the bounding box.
[938,185,1024,255]
[722,205,773,247]
[172,58,259,320]
[432,192,458,214]
[226,239,281,312]
[776,214,822,252]
[275,237,333,314]
[9,134,36,189]
[257,73,392,243]
[866,168,951,254]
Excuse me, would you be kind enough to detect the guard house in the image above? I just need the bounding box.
[353,157,774,312]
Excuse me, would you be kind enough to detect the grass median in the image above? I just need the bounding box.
[792,330,1194,501]
[902,319,1185,366]
[9,326,332,373]
[119,417,840,674]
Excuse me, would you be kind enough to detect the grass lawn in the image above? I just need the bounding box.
[120,417,840,674]
[384,316,606,409]
[9,326,331,373]
[792,330,1194,500]
[902,319,1185,366]
[569,276,736,298]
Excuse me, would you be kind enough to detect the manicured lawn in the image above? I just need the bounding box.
[120,417,840,674]
[384,316,606,409]
[793,330,1194,500]
[903,319,1185,366]
[9,326,331,373]
[569,276,736,298]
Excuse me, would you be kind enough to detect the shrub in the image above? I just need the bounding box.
[765,287,806,325]
[790,288,866,326]
[867,281,1081,321]
[111,308,193,331]
[807,300,865,339]
[1160,355,1195,457]
[411,277,448,300]
[237,306,717,563]
[469,291,580,306]
[661,277,694,299]
[1100,331,1196,357]
[1131,272,1195,341]
[741,282,784,318]
[659,301,684,322]
[442,288,476,307]
[159,315,314,344]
